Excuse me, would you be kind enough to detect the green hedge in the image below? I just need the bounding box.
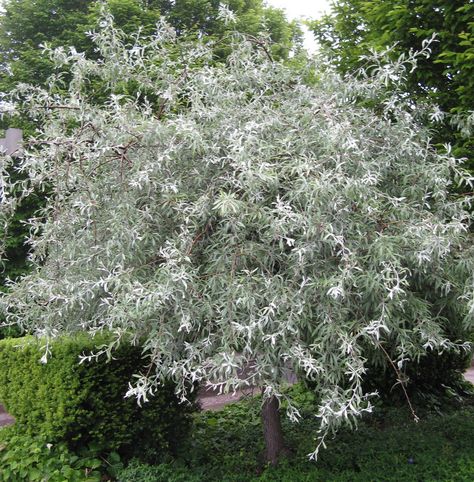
[0,335,197,460]
[363,347,473,406]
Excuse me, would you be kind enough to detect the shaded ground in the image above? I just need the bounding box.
[465,367,474,384]
[199,386,259,411]
[198,365,297,410]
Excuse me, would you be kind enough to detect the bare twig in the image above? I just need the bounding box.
[378,342,419,423]
[245,34,274,63]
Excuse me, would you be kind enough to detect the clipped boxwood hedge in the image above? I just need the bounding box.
[0,334,197,459]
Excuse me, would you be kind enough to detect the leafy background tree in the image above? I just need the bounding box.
[310,0,474,170]
[0,0,300,92]
[1,13,472,462]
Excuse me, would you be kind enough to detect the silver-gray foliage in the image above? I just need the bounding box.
[1,12,473,457]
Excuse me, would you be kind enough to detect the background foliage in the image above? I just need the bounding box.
[311,0,474,171]
[0,0,300,92]
[116,388,474,481]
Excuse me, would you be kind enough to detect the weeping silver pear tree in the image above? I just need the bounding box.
[1,8,473,464]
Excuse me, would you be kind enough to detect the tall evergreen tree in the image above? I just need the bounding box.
[0,0,300,92]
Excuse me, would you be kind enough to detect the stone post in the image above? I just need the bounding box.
[0,128,23,155]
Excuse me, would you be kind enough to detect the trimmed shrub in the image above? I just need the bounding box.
[0,335,197,460]
[362,347,473,407]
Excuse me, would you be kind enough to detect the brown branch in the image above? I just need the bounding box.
[27,139,76,146]
[41,104,81,110]
[378,342,419,423]
[155,101,167,121]
[129,253,167,274]
[245,34,274,62]
[187,223,212,256]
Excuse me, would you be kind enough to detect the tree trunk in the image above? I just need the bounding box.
[261,394,285,465]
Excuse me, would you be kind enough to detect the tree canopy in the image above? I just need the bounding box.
[1,9,473,460]
[311,0,474,170]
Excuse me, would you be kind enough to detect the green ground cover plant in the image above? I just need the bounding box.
[0,429,103,482]
[117,385,474,481]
